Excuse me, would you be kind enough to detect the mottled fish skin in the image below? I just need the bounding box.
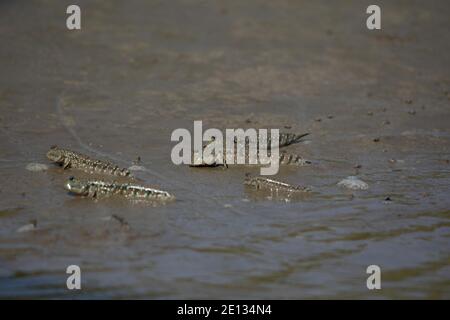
[235,132,310,149]
[46,146,131,177]
[273,132,310,148]
[191,134,311,167]
[253,151,312,166]
[279,152,311,166]
[64,177,175,201]
[244,177,311,193]
[190,138,228,168]
[191,149,311,167]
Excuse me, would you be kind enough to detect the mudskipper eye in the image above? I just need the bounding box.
[69,176,75,181]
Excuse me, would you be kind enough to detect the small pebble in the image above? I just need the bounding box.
[26,163,48,172]
[327,115,334,119]
[367,111,374,116]
[17,220,37,233]
[408,109,416,115]
[383,196,392,204]
[133,156,141,165]
[405,99,413,104]
[337,176,369,190]
[128,165,146,171]
[373,138,380,142]
[382,120,390,125]
[314,118,322,122]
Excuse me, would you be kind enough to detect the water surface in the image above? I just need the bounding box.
[0,0,449,299]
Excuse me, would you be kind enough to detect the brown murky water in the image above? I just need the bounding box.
[0,0,449,299]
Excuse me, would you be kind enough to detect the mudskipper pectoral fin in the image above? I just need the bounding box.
[88,189,97,198]
[62,160,70,169]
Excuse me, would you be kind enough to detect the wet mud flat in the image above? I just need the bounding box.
[0,0,449,298]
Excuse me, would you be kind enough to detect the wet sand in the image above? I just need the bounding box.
[0,0,449,298]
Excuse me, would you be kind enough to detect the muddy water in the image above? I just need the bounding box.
[0,0,449,299]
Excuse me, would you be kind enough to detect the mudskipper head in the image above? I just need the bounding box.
[65,176,88,195]
[46,146,65,163]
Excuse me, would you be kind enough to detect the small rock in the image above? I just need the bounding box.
[128,165,146,171]
[337,176,369,190]
[354,164,362,169]
[373,137,380,142]
[284,125,292,129]
[408,109,416,115]
[26,163,48,172]
[17,220,37,233]
[405,99,413,104]
[383,196,392,204]
[314,117,322,122]
[327,115,334,119]
[367,111,374,116]
[382,120,390,125]
[133,156,141,165]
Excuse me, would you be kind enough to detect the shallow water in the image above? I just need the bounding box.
[0,0,449,299]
